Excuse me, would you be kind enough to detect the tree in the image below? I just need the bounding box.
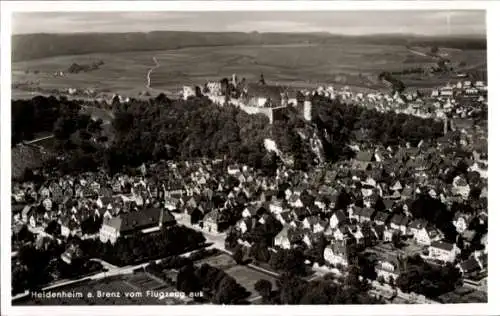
[177,263,201,294]
[44,220,59,236]
[392,230,404,249]
[254,279,273,300]
[213,276,250,304]
[283,248,306,276]
[232,245,244,264]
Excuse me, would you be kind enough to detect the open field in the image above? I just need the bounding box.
[224,265,278,300]
[12,43,486,99]
[196,252,278,301]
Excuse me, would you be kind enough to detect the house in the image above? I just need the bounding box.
[350,206,363,222]
[411,222,442,246]
[408,219,427,236]
[333,225,353,242]
[269,200,284,214]
[313,219,329,234]
[374,211,390,226]
[99,208,176,244]
[237,217,257,234]
[461,230,476,249]
[452,176,470,199]
[352,150,375,170]
[324,240,353,267]
[370,225,385,243]
[400,187,414,201]
[453,213,472,234]
[202,210,223,233]
[302,231,319,249]
[61,217,81,238]
[375,254,405,283]
[348,225,364,245]
[61,244,83,264]
[428,241,460,263]
[383,226,395,242]
[185,207,203,225]
[276,211,292,225]
[227,164,241,175]
[302,215,320,230]
[389,214,410,235]
[21,205,33,223]
[288,194,304,208]
[164,197,179,211]
[329,210,347,229]
[274,226,291,249]
[457,257,482,276]
[242,205,259,218]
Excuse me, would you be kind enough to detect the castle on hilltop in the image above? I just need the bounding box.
[182,73,312,124]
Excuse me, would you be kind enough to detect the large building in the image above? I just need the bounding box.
[99,208,176,244]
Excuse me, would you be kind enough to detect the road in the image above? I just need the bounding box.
[146,57,160,89]
[24,135,55,145]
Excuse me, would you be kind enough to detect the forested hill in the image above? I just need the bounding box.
[12,31,486,62]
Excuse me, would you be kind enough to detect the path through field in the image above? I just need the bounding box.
[146,56,160,89]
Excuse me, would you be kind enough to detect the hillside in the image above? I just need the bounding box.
[12,31,486,62]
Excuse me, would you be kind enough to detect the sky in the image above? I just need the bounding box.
[12,11,486,36]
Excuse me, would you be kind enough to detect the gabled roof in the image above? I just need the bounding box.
[383,199,395,210]
[103,207,173,234]
[352,206,363,216]
[360,207,375,218]
[390,214,405,226]
[332,210,347,223]
[279,211,292,223]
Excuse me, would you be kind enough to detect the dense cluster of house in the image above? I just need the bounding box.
[11,73,488,299]
[11,170,177,245]
[12,120,488,283]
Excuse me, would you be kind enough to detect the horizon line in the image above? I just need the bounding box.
[12,30,487,38]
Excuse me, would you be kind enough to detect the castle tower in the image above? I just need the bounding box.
[304,95,312,121]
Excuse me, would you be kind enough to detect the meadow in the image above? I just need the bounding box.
[12,43,487,99]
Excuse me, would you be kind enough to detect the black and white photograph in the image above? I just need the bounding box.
[1,1,497,315]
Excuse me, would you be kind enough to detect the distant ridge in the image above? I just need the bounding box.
[12,31,486,62]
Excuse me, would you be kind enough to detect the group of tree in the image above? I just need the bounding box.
[378,71,406,94]
[311,95,444,150]
[79,225,206,266]
[67,60,104,74]
[12,96,67,144]
[396,255,462,299]
[254,268,381,304]
[18,92,444,178]
[177,262,250,304]
[105,95,315,174]
[410,194,457,242]
[12,240,64,295]
[390,67,425,76]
